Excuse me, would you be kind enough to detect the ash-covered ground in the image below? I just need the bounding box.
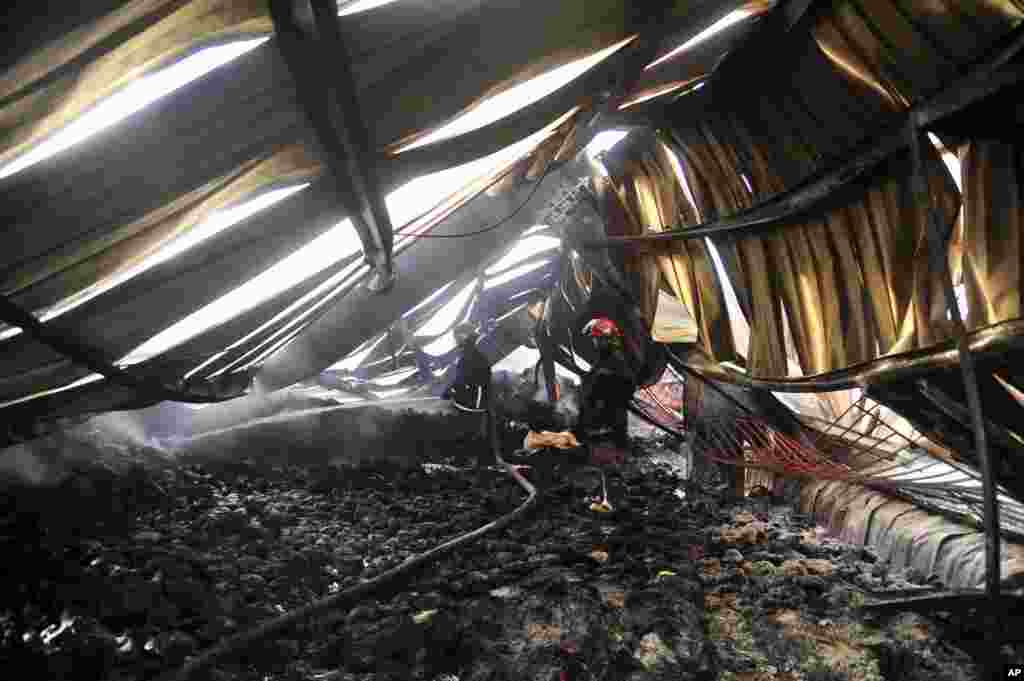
[0,426,1007,681]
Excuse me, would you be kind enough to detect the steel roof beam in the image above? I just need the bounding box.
[269,0,394,291]
[0,293,247,406]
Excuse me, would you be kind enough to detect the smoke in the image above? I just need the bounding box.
[89,411,153,449]
[0,409,177,488]
[0,443,57,486]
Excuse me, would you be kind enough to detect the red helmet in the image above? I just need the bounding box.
[583,317,622,337]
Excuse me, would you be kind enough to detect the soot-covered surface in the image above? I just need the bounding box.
[0,436,1003,681]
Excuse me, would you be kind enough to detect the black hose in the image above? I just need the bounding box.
[159,458,536,681]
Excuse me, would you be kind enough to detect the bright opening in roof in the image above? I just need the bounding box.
[662,142,700,218]
[338,0,400,16]
[0,37,270,180]
[0,372,105,410]
[207,258,368,373]
[0,183,311,343]
[116,218,362,366]
[421,331,458,357]
[414,279,478,337]
[705,237,751,358]
[386,108,577,230]
[586,130,630,158]
[114,112,576,369]
[618,79,698,110]
[493,346,580,384]
[402,282,455,321]
[928,132,961,192]
[392,36,636,154]
[485,235,561,275]
[645,6,764,71]
[483,258,551,290]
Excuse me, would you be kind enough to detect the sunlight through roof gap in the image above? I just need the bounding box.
[0,182,310,343]
[392,36,635,154]
[0,37,270,180]
[645,6,767,71]
[414,279,478,337]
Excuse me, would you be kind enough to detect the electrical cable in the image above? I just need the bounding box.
[391,150,563,239]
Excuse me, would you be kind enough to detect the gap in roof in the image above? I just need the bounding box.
[586,130,630,158]
[118,113,574,369]
[387,108,575,231]
[219,259,367,362]
[0,183,310,343]
[338,0,400,16]
[392,36,636,154]
[211,260,369,377]
[618,80,692,110]
[117,217,362,366]
[484,258,551,290]
[402,281,455,320]
[0,37,270,181]
[645,4,769,71]
[928,132,961,192]
[704,237,750,359]
[0,373,105,410]
[485,234,560,275]
[414,279,478,337]
[421,330,458,356]
[662,143,699,217]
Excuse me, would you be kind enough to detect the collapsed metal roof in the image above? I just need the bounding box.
[0,0,761,428]
[3,0,1024,560]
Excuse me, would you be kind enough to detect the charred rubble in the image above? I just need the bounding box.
[0,405,1005,681]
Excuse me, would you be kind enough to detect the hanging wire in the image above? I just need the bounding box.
[391,150,564,239]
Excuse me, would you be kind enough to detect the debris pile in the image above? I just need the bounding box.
[0,438,1005,680]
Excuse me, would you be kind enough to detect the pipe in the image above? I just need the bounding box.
[908,121,1001,678]
[0,294,246,405]
[670,321,1024,392]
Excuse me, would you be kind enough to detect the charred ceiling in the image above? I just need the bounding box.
[1,1,1024,577]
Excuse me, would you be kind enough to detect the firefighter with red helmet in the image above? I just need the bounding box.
[576,316,637,463]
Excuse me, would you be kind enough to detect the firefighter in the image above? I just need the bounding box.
[576,316,637,464]
[443,322,496,467]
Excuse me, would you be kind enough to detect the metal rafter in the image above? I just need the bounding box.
[583,24,1024,248]
[908,118,1001,679]
[0,294,248,406]
[268,0,394,291]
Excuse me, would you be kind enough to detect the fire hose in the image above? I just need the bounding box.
[158,435,537,681]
